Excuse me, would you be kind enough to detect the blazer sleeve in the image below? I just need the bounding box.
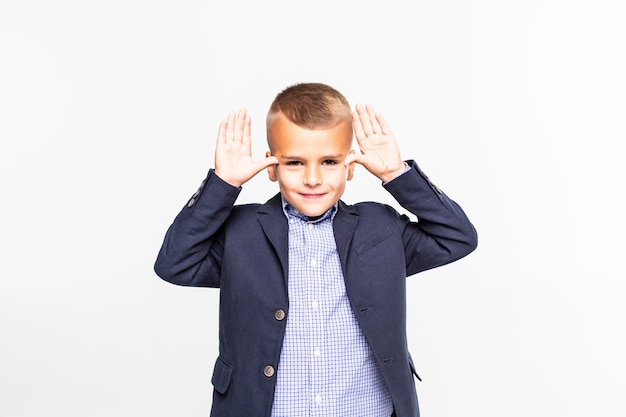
[383,160,478,276]
[154,169,241,287]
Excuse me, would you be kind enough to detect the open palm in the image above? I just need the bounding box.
[214,109,277,187]
[348,104,405,183]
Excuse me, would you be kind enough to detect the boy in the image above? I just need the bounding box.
[154,83,477,417]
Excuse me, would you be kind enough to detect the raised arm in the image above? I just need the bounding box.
[347,103,477,274]
[154,109,276,287]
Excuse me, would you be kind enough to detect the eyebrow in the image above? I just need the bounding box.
[279,154,344,160]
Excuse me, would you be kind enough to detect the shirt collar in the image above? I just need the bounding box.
[281,196,338,223]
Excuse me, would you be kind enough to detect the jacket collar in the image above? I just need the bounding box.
[256,193,358,219]
[256,193,359,279]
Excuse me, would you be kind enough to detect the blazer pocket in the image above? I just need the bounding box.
[355,226,394,256]
[211,356,233,394]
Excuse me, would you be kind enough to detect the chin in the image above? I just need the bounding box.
[304,205,334,217]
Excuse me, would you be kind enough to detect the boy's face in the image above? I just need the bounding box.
[266,114,355,217]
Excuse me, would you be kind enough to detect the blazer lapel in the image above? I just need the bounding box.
[333,200,359,276]
[257,196,359,285]
[257,194,289,284]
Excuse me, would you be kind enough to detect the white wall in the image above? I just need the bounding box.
[1,0,624,416]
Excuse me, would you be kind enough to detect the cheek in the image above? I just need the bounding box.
[276,169,298,188]
[328,170,348,188]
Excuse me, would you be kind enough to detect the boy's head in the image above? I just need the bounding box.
[265,83,355,217]
[266,82,353,131]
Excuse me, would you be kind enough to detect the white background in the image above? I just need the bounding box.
[1,0,625,416]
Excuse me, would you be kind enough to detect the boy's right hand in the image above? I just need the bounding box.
[214,109,278,188]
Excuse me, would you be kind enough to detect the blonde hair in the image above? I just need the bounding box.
[267,82,352,130]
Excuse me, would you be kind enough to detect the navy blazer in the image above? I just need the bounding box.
[154,160,477,417]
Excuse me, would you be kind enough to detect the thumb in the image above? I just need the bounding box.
[344,152,363,167]
[253,155,278,173]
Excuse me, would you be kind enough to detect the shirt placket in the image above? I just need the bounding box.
[304,221,328,416]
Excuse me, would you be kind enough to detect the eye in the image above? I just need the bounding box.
[322,159,338,165]
[285,160,302,166]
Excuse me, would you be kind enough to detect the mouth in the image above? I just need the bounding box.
[300,193,326,199]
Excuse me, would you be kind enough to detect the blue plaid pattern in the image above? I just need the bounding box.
[270,200,393,417]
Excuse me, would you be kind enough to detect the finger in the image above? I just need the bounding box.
[252,155,279,173]
[234,108,247,141]
[375,111,393,136]
[352,109,366,141]
[242,113,252,145]
[344,152,361,166]
[225,111,236,142]
[355,103,375,136]
[217,119,228,144]
[365,104,382,134]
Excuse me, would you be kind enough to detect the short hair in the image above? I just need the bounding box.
[267,82,352,130]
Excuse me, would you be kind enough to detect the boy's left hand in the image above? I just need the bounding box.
[347,104,406,183]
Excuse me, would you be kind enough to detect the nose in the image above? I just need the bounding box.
[304,164,322,186]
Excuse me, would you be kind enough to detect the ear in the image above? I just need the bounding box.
[266,151,278,182]
[346,149,356,181]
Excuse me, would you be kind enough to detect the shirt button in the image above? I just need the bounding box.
[312,300,319,309]
[263,365,275,378]
[315,394,322,404]
[310,259,317,267]
[314,348,321,357]
[308,223,314,229]
[274,309,286,321]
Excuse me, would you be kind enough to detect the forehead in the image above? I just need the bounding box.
[267,115,353,154]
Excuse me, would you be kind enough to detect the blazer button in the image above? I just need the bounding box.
[274,309,286,321]
[263,365,275,378]
[187,198,195,208]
